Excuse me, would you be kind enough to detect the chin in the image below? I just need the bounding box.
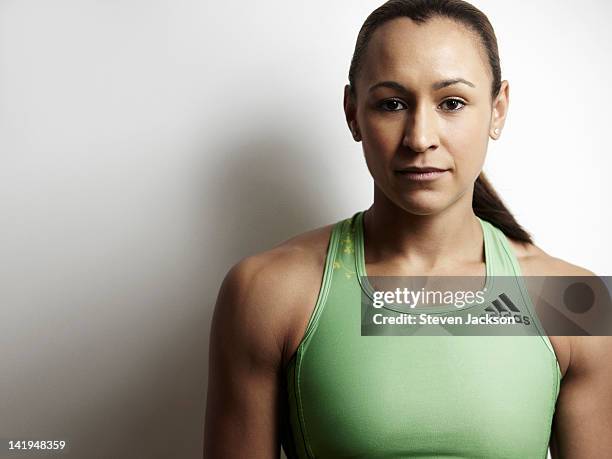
[392,190,451,216]
[400,205,442,216]
[395,199,447,216]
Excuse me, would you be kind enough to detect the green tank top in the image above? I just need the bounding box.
[281,211,561,458]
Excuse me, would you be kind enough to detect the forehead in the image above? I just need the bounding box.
[359,16,491,90]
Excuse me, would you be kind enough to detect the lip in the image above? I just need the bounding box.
[394,167,449,182]
[396,166,448,173]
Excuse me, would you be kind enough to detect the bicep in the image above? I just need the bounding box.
[550,336,612,458]
[204,262,285,458]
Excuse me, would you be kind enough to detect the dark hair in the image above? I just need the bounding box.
[348,0,533,244]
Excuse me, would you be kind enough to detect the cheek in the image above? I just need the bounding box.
[360,113,406,168]
[443,111,489,172]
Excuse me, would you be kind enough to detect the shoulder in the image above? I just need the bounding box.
[506,238,596,277]
[225,221,335,302]
[211,222,336,366]
[507,237,605,377]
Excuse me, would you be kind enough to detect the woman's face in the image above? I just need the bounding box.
[345,16,508,215]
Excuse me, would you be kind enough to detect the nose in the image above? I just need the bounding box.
[403,102,439,153]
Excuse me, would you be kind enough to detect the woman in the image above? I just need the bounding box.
[204,1,612,457]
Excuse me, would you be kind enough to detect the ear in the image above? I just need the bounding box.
[343,84,361,142]
[490,80,510,140]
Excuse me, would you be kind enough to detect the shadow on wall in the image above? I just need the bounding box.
[33,128,345,459]
[199,124,344,457]
[204,133,339,268]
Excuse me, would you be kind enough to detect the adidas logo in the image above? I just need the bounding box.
[482,293,531,325]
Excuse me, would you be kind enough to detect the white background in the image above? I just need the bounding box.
[0,1,610,458]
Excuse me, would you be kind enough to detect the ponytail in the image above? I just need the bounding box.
[473,172,532,244]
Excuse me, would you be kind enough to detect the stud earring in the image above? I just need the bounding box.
[494,128,500,135]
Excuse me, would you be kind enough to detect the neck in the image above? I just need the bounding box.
[363,186,484,273]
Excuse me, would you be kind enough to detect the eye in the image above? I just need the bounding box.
[439,98,466,112]
[378,99,407,112]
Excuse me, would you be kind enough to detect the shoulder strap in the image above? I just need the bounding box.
[481,218,561,378]
[478,217,519,277]
[299,217,345,344]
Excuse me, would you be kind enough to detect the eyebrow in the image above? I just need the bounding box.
[368,78,476,94]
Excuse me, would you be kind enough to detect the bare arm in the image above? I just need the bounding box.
[550,336,612,458]
[514,253,612,457]
[203,257,286,458]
